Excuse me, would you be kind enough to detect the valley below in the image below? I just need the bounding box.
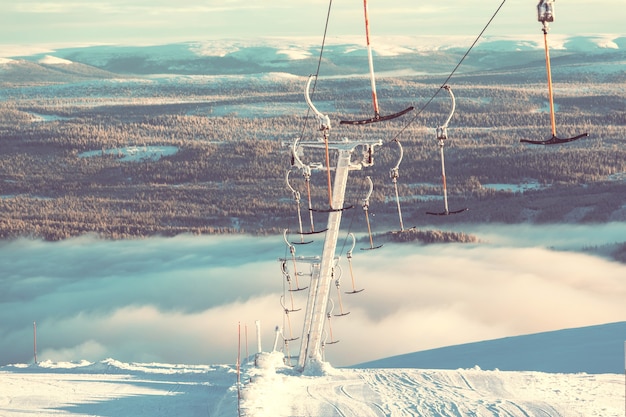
[1,36,625,259]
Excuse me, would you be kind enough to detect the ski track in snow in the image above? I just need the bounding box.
[359,368,622,417]
[239,354,623,417]
[0,358,623,417]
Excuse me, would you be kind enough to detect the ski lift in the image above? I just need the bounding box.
[280,295,300,342]
[303,76,355,213]
[280,261,301,311]
[389,139,405,231]
[283,230,309,291]
[427,85,468,216]
[340,0,413,125]
[305,75,333,207]
[521,0,588,145]
[332,266,350,316]
[285,169,313,244]
[361,176,383,250]
[290,141,330,233]
[309,205,355,213]
[345,233,365,294]
[325,299,340,345]
[285,169,328,244]
[389,139,417,232]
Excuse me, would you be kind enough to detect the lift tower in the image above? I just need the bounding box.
[288,76,382,372]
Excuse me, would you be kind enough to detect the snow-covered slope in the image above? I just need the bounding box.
[357,322,626,374]
[243,355,622,417]
[1,323,623,417]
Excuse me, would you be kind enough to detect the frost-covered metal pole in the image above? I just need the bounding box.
[292,138,380,372]
[255,320,262,354]
[294,75,382,371]
[301,148,352,370]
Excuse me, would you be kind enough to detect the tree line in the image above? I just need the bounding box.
[0,74,624,254]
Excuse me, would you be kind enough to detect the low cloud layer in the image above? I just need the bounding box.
[1,224,625,367]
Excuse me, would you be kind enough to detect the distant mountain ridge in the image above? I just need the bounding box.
[355,322,626,374]
[3,34,624,80]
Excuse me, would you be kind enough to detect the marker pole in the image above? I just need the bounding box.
[33,322,37,364]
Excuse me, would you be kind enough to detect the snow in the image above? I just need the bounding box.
[78,145,178,162]
[38,55,73,65]
[29,112,71,122]
[0,359,236,417]
[359,322,626,374]
[1,339,623,417]
[243,362,623,417]
[482,181,545,193]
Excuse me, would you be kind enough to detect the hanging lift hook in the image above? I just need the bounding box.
[361,176,383,250]
[427,85,468,216]
[279,295,300,342]
[283,229,308,292]
[305,75,331,132]
[289,125,330,233]
[305,74,334,208]
[345,233,364,294]
[280,257,300,312]
[325,299,340,345]
[521,0,588,145]
[302,75,355,214]
[285,169,314,245]
[333,266,350,317]
[390,139,406,232]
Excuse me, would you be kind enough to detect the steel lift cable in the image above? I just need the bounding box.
[297,0,334,142]
[390,0,508,144]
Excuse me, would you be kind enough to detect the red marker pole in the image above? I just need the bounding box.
[362,0,380,118]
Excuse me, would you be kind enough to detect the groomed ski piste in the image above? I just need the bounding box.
[1,322,624,417]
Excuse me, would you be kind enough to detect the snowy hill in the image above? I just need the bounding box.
[1,323,623,417]
[357,322,626,374]
[0,57,122,83]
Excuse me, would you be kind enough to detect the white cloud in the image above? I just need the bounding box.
[2,225,625,367]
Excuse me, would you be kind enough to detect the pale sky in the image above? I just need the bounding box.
[0,0,623,49]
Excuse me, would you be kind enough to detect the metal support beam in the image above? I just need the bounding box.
[297,149,352,371]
